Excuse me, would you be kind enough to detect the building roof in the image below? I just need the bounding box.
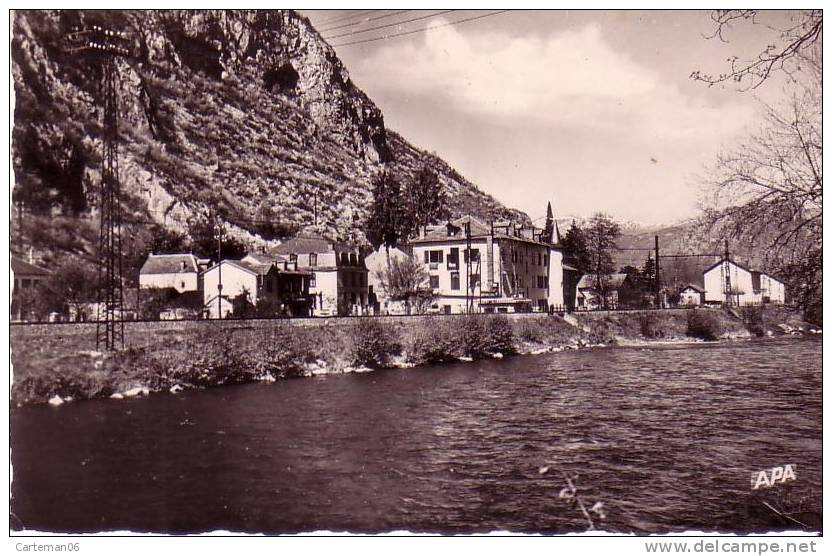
[204,259,259,276]
[206,259,312,277]
[11,256,50,277]
[242,252,284,265]
[576,273,630,290]
[703,257,755,276]
[272,236,334,255]
[412,216,555,248]
[140,253,200,275]
[681,283,705,293]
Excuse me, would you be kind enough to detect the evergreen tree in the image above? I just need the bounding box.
[366,169,405,250]
[403,164,445,239]
[561,221,592,274]
[642,256,656,283]
[543,202,554,243]
[585,213,622,310]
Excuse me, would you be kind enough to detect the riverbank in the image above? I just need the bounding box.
[10,307,818,406]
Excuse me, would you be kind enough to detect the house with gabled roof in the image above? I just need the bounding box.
[409,215,565,314]
[703,258,786,306]
[679,283,705,306]
[575,273,639,310]
[11,256,51,321]
[139,253,209,293]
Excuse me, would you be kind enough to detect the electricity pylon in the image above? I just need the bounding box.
[67,25,131,350]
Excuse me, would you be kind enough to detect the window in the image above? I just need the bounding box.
[429,275,440,289]
[451,272,460,290]
[309,253,317,267]
[463,248,480,263]
[181,281,186,289]
[538,253,542,266]
[537,276,547,289]
[289,253,297,262]
[448,247,459,269]
[544,254,548,267]
[429,250,444,263]
[310,276,316,288]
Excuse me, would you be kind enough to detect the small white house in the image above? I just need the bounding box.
[139,253,208,293]
[679,284,705,306]
[202,260,260,319]
[703,259,786,305]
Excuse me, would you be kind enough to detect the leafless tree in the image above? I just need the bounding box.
[701,81,821,320]
[375,253,432,315]
[695,10,822,322]
[691,10,822,90]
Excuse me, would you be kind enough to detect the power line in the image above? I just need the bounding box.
[330,10,512,47]
[323,10,457,40]
[318,10,412,33]
[315,9,381,27]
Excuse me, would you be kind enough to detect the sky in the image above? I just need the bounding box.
[302,9,799,225]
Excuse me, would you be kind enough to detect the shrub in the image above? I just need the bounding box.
[349,319,401,368]
[686,310,724,340]
[406,317,460,365]
[739,306,766,337]
[487,315,516,354]
[639,312,665,338]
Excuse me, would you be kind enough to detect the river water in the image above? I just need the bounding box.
[11,337,822,534]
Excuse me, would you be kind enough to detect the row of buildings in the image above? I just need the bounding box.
[138,214,787,319]
[13,214,787,322]
[139,237,368,319]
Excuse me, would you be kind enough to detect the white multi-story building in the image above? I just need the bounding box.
[703,258,786,305]
[410,216,564,314]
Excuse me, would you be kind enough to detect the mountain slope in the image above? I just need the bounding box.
[11,9,526,274]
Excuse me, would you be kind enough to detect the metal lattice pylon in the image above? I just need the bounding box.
[67,26,131,349]
[96,54,125,350]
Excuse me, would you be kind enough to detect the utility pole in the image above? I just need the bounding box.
[67,25,131,350]
[465,221,472,313]
[217,215,224,319]
[723,238,733,307]
[654,235,661,309]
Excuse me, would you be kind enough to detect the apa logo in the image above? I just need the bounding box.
[751,464,797,490]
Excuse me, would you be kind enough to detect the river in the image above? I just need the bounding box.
[10,337,822,534]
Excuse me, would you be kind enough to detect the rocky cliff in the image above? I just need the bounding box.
[11,9,525,269]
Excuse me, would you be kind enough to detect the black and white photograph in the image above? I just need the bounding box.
[7,4,824,547]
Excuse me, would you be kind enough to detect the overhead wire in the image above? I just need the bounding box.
[314,9,381,26]
[318,10,412,33]
[323,10,456,40]
[329,10,512,47]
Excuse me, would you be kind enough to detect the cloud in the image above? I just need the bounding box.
[356,21,754,143]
